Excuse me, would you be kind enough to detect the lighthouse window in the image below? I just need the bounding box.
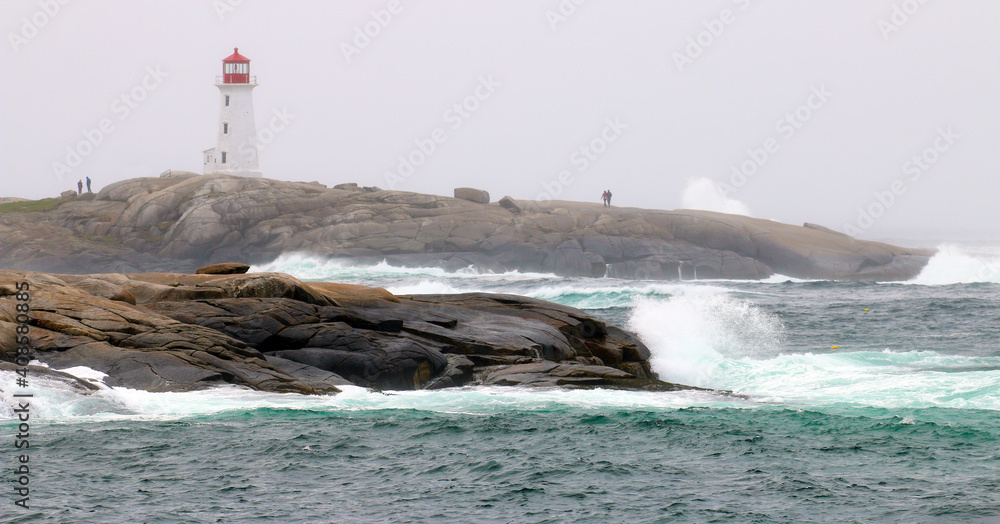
[223,123,229,134]
[225,95,230,106]
[221,152,227,164]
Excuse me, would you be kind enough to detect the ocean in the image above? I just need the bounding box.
[3,244,999,523]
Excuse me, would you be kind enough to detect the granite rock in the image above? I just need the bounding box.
[0,174,934,281]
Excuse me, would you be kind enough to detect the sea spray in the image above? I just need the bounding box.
[627,286,785,388]
[625,285,1000,409]
[910,244,1000,285]
[0,370,734,423]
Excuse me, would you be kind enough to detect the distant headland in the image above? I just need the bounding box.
[0,171,934,281]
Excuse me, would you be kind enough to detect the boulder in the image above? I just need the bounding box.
[498,195,522,214]
[60,190,77,198]
[195,262,251,275]
[454,187,490,204]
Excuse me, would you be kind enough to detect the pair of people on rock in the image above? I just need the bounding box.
[76,177,93,194]
[601,189,613,207]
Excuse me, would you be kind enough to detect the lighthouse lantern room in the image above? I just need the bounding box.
[203,47,262,177]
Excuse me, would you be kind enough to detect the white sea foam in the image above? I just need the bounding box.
[909,244,1000,285]
[681,176,753,216]
[628,289,1000,410]
[252,253,556,282]
[627,286,785,388]
[0,371,734,423]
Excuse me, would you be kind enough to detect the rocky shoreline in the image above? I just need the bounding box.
[0,171,934,281]
[1,269,692,394]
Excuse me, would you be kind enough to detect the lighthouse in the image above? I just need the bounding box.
[203,47,262,177]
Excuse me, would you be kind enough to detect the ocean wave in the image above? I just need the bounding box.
[627,286,786,386]
[0,368,732,423]
[251,253,557,282]
[908,244,1000,285]
[628,292,1000,410]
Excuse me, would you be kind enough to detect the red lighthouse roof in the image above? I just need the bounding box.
[220,47,254,84]
[223,47,249,62]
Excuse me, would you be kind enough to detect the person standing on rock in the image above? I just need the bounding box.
[86,176,92,193]
[77,179,83,195]
[601,190,609,207]
[606,189,612,207]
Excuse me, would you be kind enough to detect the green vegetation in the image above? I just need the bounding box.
[82,234,122,246]
[0,197,71,214]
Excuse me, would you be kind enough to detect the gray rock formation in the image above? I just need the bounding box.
[498,195,522,214]
[196,262,251,275]
[0,270,673,393]
[454,187,490,204]
[0,173,933,281]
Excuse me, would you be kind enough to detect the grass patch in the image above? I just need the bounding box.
[82,234,122,246]
[0,197,71,214]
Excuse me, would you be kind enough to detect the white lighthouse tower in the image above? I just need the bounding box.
[203,47,262,177]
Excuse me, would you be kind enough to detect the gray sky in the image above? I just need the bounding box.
[2,1,998,240]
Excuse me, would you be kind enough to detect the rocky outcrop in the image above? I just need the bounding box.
[0,173,934,281]
[454,187,490,204]
[0,270,673,394]
[196,262,251,275]
[498,196,522,214]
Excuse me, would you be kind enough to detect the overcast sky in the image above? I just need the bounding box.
[2,1,998,240]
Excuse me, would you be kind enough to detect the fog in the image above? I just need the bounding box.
[2,1,998,241]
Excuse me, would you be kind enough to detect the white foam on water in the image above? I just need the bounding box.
[252,253,556,283]
[628,286,785,388]
[0,371,739,424]
[0,360,742,423]
[385,280,473,295]
[52,365,108,383]
[909,244,1000,285]
[252,254,450,281]
[719,349,1000,410]
[628,289,1000,410]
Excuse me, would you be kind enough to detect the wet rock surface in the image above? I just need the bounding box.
[0,270,683,394]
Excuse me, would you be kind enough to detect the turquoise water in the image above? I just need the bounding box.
[3,245,1000,523]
